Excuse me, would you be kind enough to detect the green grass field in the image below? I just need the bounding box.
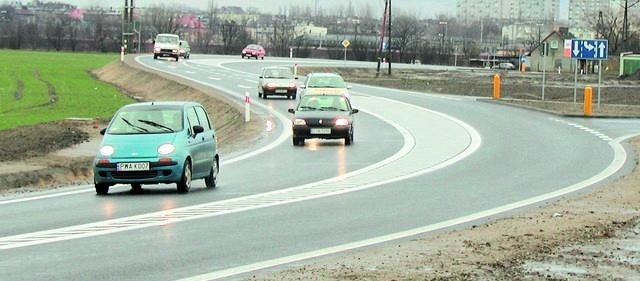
[0,50,133,130]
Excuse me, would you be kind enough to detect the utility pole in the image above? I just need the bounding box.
[121,0,136,53]
[376,0,388,74]
[387,0,392,75]
[623,0,628,51]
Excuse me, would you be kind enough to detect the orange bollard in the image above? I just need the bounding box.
[493,74,501,99]
[584,86,593,116]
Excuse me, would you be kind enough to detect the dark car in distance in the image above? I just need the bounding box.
[288,94,358,146]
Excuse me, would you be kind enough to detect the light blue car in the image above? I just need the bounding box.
[93,101,219,195]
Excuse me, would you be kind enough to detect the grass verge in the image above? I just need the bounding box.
[0,50,133,130]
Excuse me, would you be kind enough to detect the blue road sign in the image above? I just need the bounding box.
[571,39,608,60]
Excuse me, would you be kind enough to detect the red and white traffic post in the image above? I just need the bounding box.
[244,92,251,122]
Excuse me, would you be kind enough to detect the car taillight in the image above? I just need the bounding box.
[266,83,277,89]
[335,118,349,126]
[287,83,297,89]
[294,119,306,125]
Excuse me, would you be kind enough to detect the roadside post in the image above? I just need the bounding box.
[120,46,125,62]
[493,74,501,99]
[584,86,593,116]
[289,47,293,59]
[342,39,350,66]
[244,92,250,122]
[293,63,298,78]
[541,42,548,101]
[597,60,603,110]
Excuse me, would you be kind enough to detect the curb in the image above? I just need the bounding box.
[479,98,640,119]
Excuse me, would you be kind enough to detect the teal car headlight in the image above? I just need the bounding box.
[99,145,115,157]
[158,143,175,155]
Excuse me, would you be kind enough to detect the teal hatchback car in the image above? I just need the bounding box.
[93,102,219,195]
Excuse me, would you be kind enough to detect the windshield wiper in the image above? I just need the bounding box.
[298,106,317,111]
[121,118,148,133]
[138,119,174,132]
[321,106,344,111]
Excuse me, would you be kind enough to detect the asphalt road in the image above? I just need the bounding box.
[1,55,639,281]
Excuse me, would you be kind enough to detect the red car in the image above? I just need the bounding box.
[242,44,265,60]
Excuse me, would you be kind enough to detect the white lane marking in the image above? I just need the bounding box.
[244,79,256,83]
[185,71,195,74]
[208,77,221,81]
[550,118,613,142]
[0,186,93,206]
[136,55,291,165]
[238,85,253,89]
[0,92,481,250]
[179,133,636,281]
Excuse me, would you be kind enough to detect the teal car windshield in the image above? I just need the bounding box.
[307,76,346,88]
[107,107,183,135]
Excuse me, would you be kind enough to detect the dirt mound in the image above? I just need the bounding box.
[0,121,89,162]
[92,58,262,150]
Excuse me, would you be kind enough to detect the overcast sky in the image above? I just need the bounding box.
[64,0,570,20]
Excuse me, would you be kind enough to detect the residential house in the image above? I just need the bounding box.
[526,30,573,72]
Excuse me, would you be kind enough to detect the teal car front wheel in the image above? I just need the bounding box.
[177,160,192,193]
[95,183,109,195]
[205,157,219,188]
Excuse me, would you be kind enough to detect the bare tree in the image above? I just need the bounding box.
[68,18,81,51]
[270,17,295,57]
[220,20,249,54]
[147,4,180,34]
[44,14,68,51]
[391,13,423,63]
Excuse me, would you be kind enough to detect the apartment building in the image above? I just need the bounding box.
[457,0,559,24]
[568,0,614,38]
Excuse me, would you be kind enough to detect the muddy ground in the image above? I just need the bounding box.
[2,60,640,280]
[298,66,640,118]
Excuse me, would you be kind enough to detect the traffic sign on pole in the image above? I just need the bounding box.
[571,39,608,60]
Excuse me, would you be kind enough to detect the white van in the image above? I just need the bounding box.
[153,34,181,61]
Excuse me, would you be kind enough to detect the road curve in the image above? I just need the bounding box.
[0,55,638,281]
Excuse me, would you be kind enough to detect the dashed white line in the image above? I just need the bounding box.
[238,85,253,89]
[550,118,613,142]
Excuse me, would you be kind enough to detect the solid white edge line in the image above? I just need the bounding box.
[0,186,93,206]
[178,133,636,281]
[0,87,481,250]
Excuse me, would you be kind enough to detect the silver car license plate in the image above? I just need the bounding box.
[117,162,150,171]
[310,128,331,134]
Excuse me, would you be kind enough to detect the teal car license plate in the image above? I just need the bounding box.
[117,162,150,171]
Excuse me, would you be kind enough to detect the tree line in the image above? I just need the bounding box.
[0,1,637,65]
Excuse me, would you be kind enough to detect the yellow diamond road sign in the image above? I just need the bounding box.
[342,39,350,48]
